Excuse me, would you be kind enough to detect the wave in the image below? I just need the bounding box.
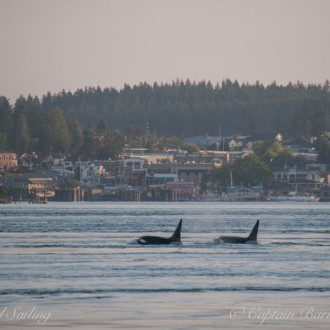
[0,244,114,248]
[1,286,329,296]
[269,241,329,246]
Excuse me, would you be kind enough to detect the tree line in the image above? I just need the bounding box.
[0,97,125,159]
[30,79,330,137]
[1,79,330,158]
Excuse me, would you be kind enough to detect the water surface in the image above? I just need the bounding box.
[1,202,330,329]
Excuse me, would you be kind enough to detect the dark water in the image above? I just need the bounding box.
[0,202,330,328]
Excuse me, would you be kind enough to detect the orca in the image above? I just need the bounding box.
[137,219,182,245]
[215,220,259,244]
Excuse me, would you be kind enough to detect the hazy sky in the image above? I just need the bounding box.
[1,0,330,103]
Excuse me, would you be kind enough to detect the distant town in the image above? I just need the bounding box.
[1,81,330,203]
[1,132,330,203]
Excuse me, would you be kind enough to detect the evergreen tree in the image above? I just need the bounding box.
[0,97,12,150]
[12,114,30,154]
[0,133,6,152]
[0,97,13,137]
[82,125,97,159]
[314,136,330,164]
[100,129,125,160]
[96,117,109,136]
[48,107,71,153]
[312,109,328,136]
[68,119,83,155]
[36,113,52,153]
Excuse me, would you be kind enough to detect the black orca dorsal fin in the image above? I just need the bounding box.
[170,219,182,242]
[247,220,259,241]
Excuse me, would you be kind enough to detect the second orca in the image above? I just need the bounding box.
[137,219,182,245]
[215,220,259,244]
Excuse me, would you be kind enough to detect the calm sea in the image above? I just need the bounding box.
[1,202,330,329]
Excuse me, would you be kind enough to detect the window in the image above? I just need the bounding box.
[289,174,295,182]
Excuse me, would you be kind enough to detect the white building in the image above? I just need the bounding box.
[123,157,148,172]
[80,164,105,188]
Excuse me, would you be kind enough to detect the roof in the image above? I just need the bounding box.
[166,181,194,188]
[244,133,278,143]
[28,178,53,183]
[183,136,232,146]
[282,138,311,148]
[227,187,262,193]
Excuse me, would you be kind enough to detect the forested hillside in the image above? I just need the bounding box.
[1,80,330,157]
[17,80,330,136]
